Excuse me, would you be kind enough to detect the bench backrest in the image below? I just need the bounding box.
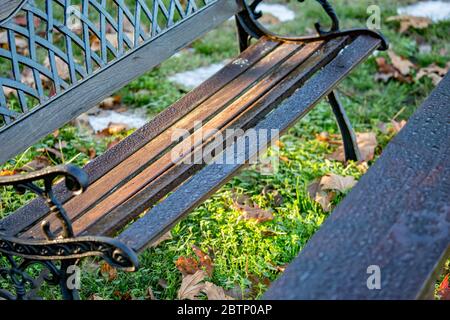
[0,0,242,164]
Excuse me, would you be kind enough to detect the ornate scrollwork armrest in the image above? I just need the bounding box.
[0,164,88,239]
[0,164,139,299]
[237,0,388,51]
[248,0,339,35]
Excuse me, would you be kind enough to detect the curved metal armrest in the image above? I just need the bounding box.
[238,0,388,50]
[0,164,89,194]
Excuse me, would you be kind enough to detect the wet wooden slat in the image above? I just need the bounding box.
[84,37,351,237]
[2,38,279,237]
[69,40,329,236]
[117,35,381,252]
[23,41,300,239]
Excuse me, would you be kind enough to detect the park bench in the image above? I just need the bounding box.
[264,72,450,300]
[0,0,387,299]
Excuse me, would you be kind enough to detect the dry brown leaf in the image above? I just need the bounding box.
[100,262,118,281]
[391,119,407,134]
[99,96,122,110]
[327,132,377,163]
[202,282,234,300]
[88,294,104,300]
[356,161,369,174]
[320,173,357,193]
[307,180,335,212]
[387,15,431,33]
[20,155,51,172]
[388,50,415,76]
[374,57,412,83]
[43,55,70,81]
[234,202,274,223]
[259,13,281,25]
[149,231,172,248]
[192,245,214,277]
[158,279,168,289]
[113,290,132,300]
[97,123,128,136]
[177,270,207,300]
[176,256,200,275]
[357,132,378,161]
[146,287,156,300]
[378,120,407,135]
[315,131,330,142]
[416,63,449,86]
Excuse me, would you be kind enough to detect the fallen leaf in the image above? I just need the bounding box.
[357,132,378,161]
[391,119,407,134]
[88,294,104,300]
[0,169,18,176]
[43,55,70,81]
[307,179,336,212]
[356,161,369,174]
[437,274,450,300]
[307,180,335,212]
[146,287,156,300]
[177,270,207,300]
[327,132,377,163]
[113,290,132,300]
[100,262,118,281]
[234,202,274,223]
[99,96,122,110]
[374,57,412,83]
[38,147,63,160]
[319,173,357,193]
[259,13,281,25]
[176,256,200,275]
[248,274,271,298]
[416,63,449,86]
[315,131,330,142]
[97,123,128,137]
[20,156,51,172]
[192,245,214,277]
[158,279,168,289]
[387,15,431,33]
[202,282,234,300]
[388,50,415,76]
[0,31,28,50]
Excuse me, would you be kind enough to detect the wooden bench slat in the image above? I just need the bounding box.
[263,72,450,300]
[117,35,382,252]
[22,39,300,239]
[70,39,331,236]
[1,37,280,237]
[84,37,351,237]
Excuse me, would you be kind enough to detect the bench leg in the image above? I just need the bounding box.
[235,16,251,52]
[328,90,361,162]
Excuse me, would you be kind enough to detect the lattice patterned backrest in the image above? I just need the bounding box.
[0,0,221,129]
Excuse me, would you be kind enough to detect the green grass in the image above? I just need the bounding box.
[1,0,449,300]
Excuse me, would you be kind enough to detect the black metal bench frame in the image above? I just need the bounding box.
[0,0,387,300]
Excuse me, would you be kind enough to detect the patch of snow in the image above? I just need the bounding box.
[398,1,450,22]
[256,3,296,22]
[168,62,226,89]
[87,109,147,132]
